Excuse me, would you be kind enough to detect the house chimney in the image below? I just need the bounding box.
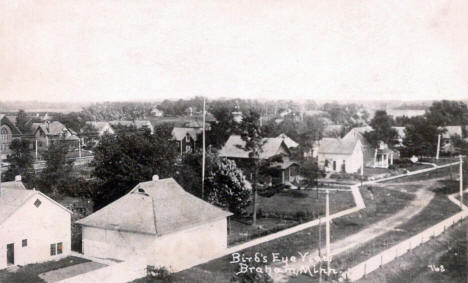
[15,175,21,182]
[152,175,159,181]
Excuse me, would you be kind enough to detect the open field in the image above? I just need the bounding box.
[131,187,413,283]
[357,220,467,283]
[0,256,90,283]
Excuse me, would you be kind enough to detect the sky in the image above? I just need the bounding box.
[1,0,467,102]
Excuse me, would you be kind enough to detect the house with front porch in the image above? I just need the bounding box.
[32,121,80,151]
[218,135,299,185]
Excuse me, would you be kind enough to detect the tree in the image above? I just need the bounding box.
[91,128,178,209]
[206,105,236,148]
[15,109,30,134]
[402,116,444,157]
[449,135,468,156]
[3,139,33,182]
[425,100,468,127]
[299,159,323,197]
[238,110,265,226]
[176,151,250,215]
[206,157,250,215]
[36,140,74,197]
[363,110,398,148]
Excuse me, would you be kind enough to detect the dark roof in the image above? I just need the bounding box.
[76,178,232,236]
[219,135,290,159]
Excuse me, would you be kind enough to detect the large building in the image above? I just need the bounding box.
[0,179,72,269]
[77,177,232,267]
[0,115,22,160]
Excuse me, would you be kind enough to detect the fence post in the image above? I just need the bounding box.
[363,262,367,277]
[380,255,383,267]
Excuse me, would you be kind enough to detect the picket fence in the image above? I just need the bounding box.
[342,202,468,281]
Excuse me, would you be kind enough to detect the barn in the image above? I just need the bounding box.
[0,179,72,270]
[76,177,232,267]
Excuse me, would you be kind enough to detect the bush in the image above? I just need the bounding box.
[231,270,273,283]
[146,266,174,281]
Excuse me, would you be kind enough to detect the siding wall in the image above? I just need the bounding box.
[81,218,228,268]
[0,194,71,269]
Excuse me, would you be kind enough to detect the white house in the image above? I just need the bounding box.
[76,177,232,267]
[0,179,72,270]
[317,136,364,174]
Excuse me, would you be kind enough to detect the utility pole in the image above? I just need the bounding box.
[436,134,441,160]
[325,189,331,276]
[78,138,82,158]
[460,155,464,208]
[201,97,206,199]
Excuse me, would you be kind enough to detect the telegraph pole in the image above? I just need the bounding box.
[201,97,206,199]
[436,134,441,160]
[325,189,331,275]
[460,155,464,208]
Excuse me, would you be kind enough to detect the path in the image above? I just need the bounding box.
[270,180,438,282]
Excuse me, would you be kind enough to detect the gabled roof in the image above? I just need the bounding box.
[0,182,72,226]
[440,125,463,139]
[171,127,201,141]
[0,115,22,135]
[32,121,76,136]
[76,178,232,236]
[277,133,299,148]
[219,135,290,159]
[318,137,361,155]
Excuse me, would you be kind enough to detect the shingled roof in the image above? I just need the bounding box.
[277,133,299,148]
[218,135,290,159]
[318,137,361,155]
[76,178,232,236]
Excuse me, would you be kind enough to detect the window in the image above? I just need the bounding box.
[34,199,42,208]
[50,243,56,256]
[22,239,27,247]
[57,242,63,254]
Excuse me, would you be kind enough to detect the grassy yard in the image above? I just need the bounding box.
[385,164,461,183]
[131,187,414,283]
[0,256,90,283]
[228,189,354,245]
[293,179,463,281]
[357,220,467,283]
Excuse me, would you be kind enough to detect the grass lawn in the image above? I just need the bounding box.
[0,256,90,283]
[131,187,413,283]
[306,179,463,279]
[385,164,461,183]
[357,220,467,283]
[228,189,354,245]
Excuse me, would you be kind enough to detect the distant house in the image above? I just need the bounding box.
[392,126,406,147]
[32,121,79,150]
[81,122,115,146]
[0,178,72,269]
[77,177,231,266]
[0,115,22,160]
[342,126,398,169]
[219,135,299,184]
[108,120,154,134]
[171,127,201,154]
[277,133,299,148]
[439,125,464,154]
[317,136,364,174]
[150,108,164,117]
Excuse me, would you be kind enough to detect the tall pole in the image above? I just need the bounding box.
[35,139,38,160]
[460,155,463,208]
[436,134,441,160]
[79,138,82,158]
[201,97,206,199]
[0,105,2,197]
[325,189,330,275]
